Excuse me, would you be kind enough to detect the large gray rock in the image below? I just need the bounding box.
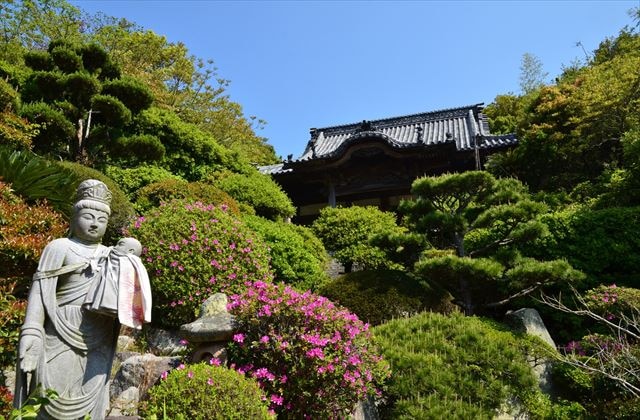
[505,308,557,397]
[109,353,180,416]
[505,308,556,348]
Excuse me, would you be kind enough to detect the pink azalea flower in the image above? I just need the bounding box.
[233,333,245,343]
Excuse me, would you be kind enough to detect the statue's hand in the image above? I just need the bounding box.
[19,335,41,372]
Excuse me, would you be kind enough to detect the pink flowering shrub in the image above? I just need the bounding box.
[128,200,273,329]
[141,362,273,419]
[226,280,390,418]
[584,284,640,320]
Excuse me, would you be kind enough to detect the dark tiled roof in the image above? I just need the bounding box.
[299,103,515,160]
[260,104,516,174]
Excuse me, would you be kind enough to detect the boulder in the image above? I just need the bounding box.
[145,328,184,356]
[505,308,557,397]
[109,353,180,416]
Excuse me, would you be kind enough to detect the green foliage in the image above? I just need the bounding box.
[19,101,74,156]
[9,386,59,420]
[55,160,135,244]
[134,179,240,215]
[373,312,552,419]
[0,181,68,280]
[0,78,19,111]
[0,146,77,216]
[243,215,328,291]
[311,205,404,271]
[129,200,272,329]
[23,50,54,72]
[530,205,640,287]
[101,76,153,113]
[141,363,272,420]
[0,111,38,150]
[212,171,294,220]
[50,45,83,73]
[319,270,455,326]
[21,71,63,103]
[110,134,165,165]
[136,107,251,180]
[402,171,581,314]
[90,94,131,127]
[103,164,183,200]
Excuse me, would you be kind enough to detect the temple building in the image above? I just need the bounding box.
[260,103,517,224]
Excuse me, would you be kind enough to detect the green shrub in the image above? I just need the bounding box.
[227,281,390,418]
[101,76,153,113]
[243,215,328,291]
[21,71,64,103]
[56,161,135,244]
[135,179,240,215]
[0,78,19,111]
[20,101,75,155]
[0,112,38,150]
[90,94,132,127]
[23,50,54,72]
[103,164,183,200]
[0,181,68,280]
[135,107,251,180]
[141,363,273,419]
[529,205,640,287]
[128,200,272,329]
[61,72,100,109]
[373,312,554,419]
[110,134,165,166]
[311,206,404,271]
[50,46,83,73]
[319,270,455,326]
[212,171,294,220]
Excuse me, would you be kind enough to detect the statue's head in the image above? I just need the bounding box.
[70,180,112,243]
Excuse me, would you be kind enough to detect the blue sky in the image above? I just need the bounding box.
[70,0,638,159]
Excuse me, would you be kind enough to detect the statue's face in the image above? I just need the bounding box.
[72,208,108,243]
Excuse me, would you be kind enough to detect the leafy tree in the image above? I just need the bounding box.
[88,19,278,164]
[401,171,584,315]
[487,22,640,192]
[519,52,548,94]
[15,39,158,164]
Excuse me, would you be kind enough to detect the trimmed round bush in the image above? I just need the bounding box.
[90,94,132,127]
[23,50,54,72]
[101,76,153,113]
[103,164,183,199]
[213,171,294,220]
[227,281,390,418]
[141,363,273,419]
[50,45,83,73]
[111,134,165,164]
[373,312,557,419]
[319,270,455,326]
[129,200,272,329]
[20,101,75,155]
[312,205,404,271]
[135,179,241,215]
[0,78,19,111]
[243,215,329,291]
